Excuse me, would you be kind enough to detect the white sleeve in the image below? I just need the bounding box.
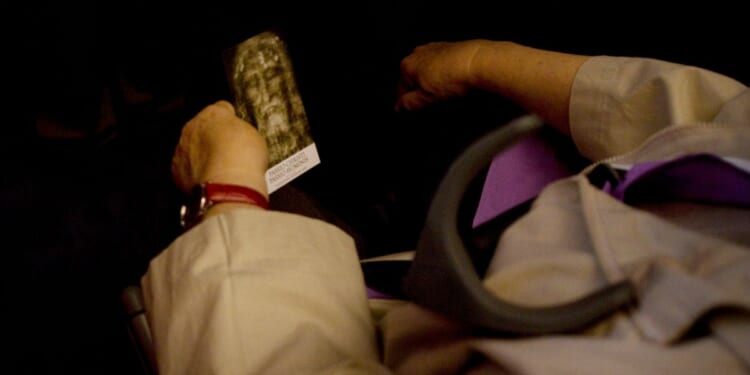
[569,55,748,160]
[140,208,387,374]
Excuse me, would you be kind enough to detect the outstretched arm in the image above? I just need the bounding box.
[397,40,749,159]
[396,40,590,135]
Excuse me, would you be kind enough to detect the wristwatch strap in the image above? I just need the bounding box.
[180,182,269,229]
[204,183,270,210]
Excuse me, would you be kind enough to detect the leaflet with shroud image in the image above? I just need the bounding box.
[224,31,320,193]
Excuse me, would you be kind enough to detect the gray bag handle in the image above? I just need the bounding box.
[403,114,637,335]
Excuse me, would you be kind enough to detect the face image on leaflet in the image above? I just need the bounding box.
[224,30,321,193]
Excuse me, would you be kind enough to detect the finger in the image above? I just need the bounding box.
[192,101,235,125]
[214,100,236,114]
[396,91,433,112]
[398,57,416,88]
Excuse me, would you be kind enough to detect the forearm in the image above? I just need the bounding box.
[469,41,590,135]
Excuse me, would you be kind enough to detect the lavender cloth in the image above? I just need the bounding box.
[474,143,750,229]
[603,153,750,206]
[472,132,580,227]
[366,287,394,300]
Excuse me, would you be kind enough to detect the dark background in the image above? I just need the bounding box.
[3,1,747,373]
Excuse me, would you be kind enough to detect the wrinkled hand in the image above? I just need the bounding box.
[395,40,487,111]
[171,101,269,197]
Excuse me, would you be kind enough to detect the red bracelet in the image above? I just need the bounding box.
[180,182,269,229]
[203,183,270,210]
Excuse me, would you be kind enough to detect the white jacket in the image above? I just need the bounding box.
[142,56,750,374]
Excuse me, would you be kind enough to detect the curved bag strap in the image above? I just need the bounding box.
[403,114,637,335]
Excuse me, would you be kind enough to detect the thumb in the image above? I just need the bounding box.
[213,100,236,115]
[395,91,434,112]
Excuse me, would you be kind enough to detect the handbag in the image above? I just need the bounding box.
[400,114,637,335]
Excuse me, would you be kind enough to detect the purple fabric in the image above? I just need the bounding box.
[366,287,395,300]
[473,132,579,227]
[474,139,750,230]
[603,153,750,206]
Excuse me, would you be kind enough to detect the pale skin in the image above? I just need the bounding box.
[173,41,590,225]
[396,40,590,135]
[171,100,269,220]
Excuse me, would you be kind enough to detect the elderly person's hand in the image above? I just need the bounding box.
[172,100,269,203]
[396,40,487,112]
[396,40,588,134]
